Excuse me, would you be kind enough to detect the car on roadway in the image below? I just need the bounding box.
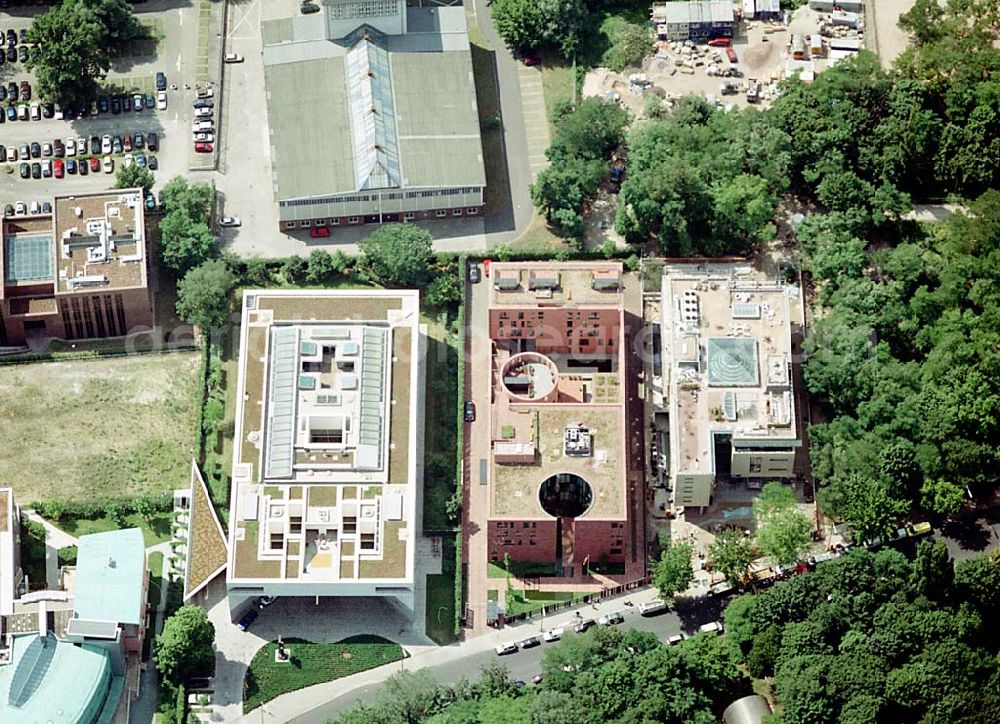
[219,216,241,227]
[518,637,541,649]
[574,618,596,634]
[463,400,475,422]
[598,611,624,626]
[543,627,564,642]
[237,608,258,631]
[224,53,244,63]
[495,642,518,656]
[309,227,330,238]
[156,91,167,110]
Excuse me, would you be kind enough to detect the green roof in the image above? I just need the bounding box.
[0,634,114,722]
[73,528,146,626]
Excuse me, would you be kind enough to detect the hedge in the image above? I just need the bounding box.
[30,493,173,522]
[0,344,199,367]
[453,257,468,637]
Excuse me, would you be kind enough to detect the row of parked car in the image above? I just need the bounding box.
[2,132,159,161]
[191,90,215,153]
[0,27,38,65]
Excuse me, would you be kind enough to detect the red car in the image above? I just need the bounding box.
[726,47,738,63]
[53,159,64,178]
[89,156,100,172]
[195,142,213,153]
[708,38,732,48]
[309,227,331,238]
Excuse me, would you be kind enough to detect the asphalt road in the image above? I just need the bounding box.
[469,0,535,243]
[288,595,733,724]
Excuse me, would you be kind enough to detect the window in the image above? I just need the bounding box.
[452,209,462,216]
[285,221,297,229]
[301,220,312,227]
[404,211,416,220]
[315,219,327,227]
[467,207,479,215]
[331,218,340,225]
[348,216,360,224]
[749,457,762,474]
[435,209,447,217]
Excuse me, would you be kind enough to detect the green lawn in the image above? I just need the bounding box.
[50,511,173,547]
[148,551,165,580]
[243,636,405,713]
[425,538,458,645]
[421,315,459,532]
[506,590,587,617]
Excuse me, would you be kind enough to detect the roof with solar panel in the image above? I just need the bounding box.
[227,290,421,584]
[662,266,800,474]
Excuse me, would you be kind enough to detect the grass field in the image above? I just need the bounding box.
[421,315,460,532]
[425,537,458,645]
[243,635,404,713]
[52,511,173,547]
[0,353,200,503]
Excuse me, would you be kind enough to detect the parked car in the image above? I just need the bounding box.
[42,103,53,118]
[102,156,114,174]
[7,47,16,63]
[19,81,30,100]
[29,142,39,158]
[147,155,158,170]
[76,137,87,154]
[98,96,109,113]
[144,92,155,109]
[122,94,131,112]
[41,202,51,214]
[598,611,624,626]
[698,621,724,635]
[29,102,39,120]
[518,637,541,649]
[53,159,64,178]
[194,142,213,153]
[194,107,213,118]
[147,132,158,151]
[708,37,731,47]
[463,400,475,422]
[123,134,132,152]
[79,158,88,175]
[309,226,330,238]
[53,139,64,157]
[156,91,167,110]
[89,156,100,172]
[90,135,100,153]
[495,642,518,656]
[219,216,241,227]
[66,159,77,174]
[65,138,76,156]
[237,608,258,632]
[111,96,121,114]
[543,627,564,642]
[135,153,146,169]
[638,598,669,616]
[256,596,276,609]
[4,105,14,121]
[5,146,16,161]
[133,132,144,150]
[18,162,28,179]
[14,201,25,215]
[193,133,215,144]
[6,82,15,100]
[123,153,134,168]
[132,93,143,111]
[53,104,63,120]
[574,618,596,634]
[101,134,111,154]
[156,71,167,91]
[193,98,214,109]
[18,143,28,159]
[531,673,544,685]
[17,104,27,120]
[224,53,244,63]
[197,87,214,99]
[112,136,122,154]
[192,121,213,132]
[41,159,51,177]
[666,633,688,646]
[3,204,12,217]
[468,264,481,283]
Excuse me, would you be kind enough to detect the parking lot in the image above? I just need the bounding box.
[0,1,218,208]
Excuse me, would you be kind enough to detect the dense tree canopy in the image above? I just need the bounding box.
[154,605,215,685]
[359,224,435,287]
[175,260,235,332]
[724,548,1000,723]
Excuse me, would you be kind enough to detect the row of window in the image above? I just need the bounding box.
[280,187,483,208]
[283,207,480,229]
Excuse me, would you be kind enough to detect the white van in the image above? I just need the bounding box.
[698,621,724,635]
[638,598,669,616]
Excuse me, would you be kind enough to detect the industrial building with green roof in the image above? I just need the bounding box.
[262,0,486,231]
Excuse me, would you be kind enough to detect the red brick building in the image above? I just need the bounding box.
[485,262,635,584]
[0,190,153,347]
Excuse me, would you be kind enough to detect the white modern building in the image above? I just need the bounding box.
[226,290,424,614]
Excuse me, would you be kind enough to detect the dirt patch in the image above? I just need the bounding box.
[0,352,200,503]
[742,40,778,73]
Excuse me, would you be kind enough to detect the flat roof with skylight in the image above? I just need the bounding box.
[227,290,421,596]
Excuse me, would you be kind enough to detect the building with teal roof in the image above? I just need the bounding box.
[73,528,146,627]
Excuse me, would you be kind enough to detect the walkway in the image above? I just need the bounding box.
[23,510,79,589]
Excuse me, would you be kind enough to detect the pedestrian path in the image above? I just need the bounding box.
[516,64,551,182]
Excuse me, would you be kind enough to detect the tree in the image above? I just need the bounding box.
[599,16,652,73]
[753,482,797,519]
[115,163,154,194]
[910,540,954,601]
[133,495,157,525]
[359,223,434,287]
[709,529,755,586]
[281,255,307,284]
[158,211,217,274]
[710,173,777,246]
[26,0,142,107]
[160,177,214,221]
[243,257,273,287]
[755,509,812,565]
[652,543,694,600]
[920,478,965,516]
[175,260,235,331]
[830,474,908,543]
[154,605,215,685]
[548,97,630,163]
[491,0,546,51]
[425,274,462,309]
[305,250,335,284]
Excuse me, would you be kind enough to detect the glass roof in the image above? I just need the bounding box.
[8,634,57,709]
[345,28,401,190]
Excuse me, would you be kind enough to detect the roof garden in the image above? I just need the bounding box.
[184,463,229,601]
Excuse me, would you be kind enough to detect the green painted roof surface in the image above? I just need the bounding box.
[0,634,112,723]
[73,528,146,626]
